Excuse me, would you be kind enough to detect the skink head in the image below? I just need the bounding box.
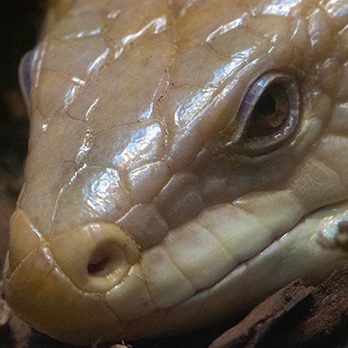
[5,0,348,344]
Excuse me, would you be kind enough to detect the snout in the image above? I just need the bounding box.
[3,209,139,343]
[48,221,140,293]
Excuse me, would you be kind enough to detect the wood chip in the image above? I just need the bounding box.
[208,265,348,348]
[209,280,314,348]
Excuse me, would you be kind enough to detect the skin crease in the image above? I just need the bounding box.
[3,0,348,344]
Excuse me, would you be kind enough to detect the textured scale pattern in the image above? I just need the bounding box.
[20,0,348,244]
[3,0,348,345]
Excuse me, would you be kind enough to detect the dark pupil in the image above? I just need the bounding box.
[245,83,290,138]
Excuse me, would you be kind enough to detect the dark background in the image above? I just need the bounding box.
[0,0,44,168]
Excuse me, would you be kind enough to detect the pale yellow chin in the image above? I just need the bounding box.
[4,197,348,344]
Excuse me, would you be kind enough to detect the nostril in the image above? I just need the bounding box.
[87,242,126,278]
[50,223,140,292]
[87,252,112,277]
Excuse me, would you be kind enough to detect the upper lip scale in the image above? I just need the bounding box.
[176,198,348,304]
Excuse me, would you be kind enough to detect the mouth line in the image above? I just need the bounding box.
[176,198,348,307]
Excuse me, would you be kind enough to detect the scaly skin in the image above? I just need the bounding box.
[3,0,348,344]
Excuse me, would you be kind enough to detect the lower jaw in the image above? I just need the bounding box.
[4,199,348,344]
[122,199,348,340]
[175,200,348,321]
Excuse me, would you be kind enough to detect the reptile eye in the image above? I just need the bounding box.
[235,72,300,154]
[19,49,37,109]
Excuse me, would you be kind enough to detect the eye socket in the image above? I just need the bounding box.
[233,72,300,155]
[18,49,37,110]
